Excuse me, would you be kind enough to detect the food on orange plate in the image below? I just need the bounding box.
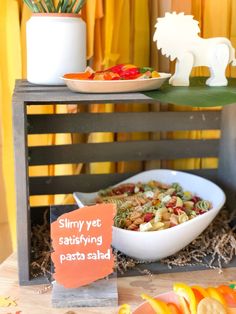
[118,303,132,314]
[118,283,236,313]
[217,285,236,306]
[173,283,197,314]
[63,64,160,81]
[197,297,227,314]
[206,287,227,307]
[141,293,172,314]
[168,302,183,314]
[191,286,209,304]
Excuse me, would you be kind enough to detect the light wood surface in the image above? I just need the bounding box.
[0,253,236,314]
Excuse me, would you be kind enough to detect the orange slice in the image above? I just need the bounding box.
[173,283,197,314]
[141,293,172,314]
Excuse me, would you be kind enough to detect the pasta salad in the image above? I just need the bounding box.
[96,181,211,232]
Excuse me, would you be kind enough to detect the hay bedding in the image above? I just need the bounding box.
[116,209,236,274]
[30,209,236,290]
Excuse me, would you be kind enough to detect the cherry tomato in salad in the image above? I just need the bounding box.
[144,213,154,222]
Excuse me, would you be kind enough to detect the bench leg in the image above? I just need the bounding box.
[12,97,30,285]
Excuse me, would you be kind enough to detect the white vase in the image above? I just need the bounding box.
[26,13,86,85]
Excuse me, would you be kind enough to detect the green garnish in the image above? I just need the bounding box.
[139,67,154,73]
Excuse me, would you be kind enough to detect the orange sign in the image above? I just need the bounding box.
[51,204,116,288]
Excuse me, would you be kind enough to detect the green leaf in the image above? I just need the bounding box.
[56,0,63,12]
[38,1,47,12]
[140,67,154,74]
[143,77,236,108]
[45,0,56,12]
[23,0,40,12]
[32,2,41,13]
[74,0,86,13]
[67,0,77,13]
[23,0,35,11]
[61,0,69,12]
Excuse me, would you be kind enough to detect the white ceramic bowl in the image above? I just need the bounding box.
[77,170,226,261]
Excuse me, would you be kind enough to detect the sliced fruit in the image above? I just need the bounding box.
[93,72,107,80]
[173,283,197,314]
[167,302,183,313]
[152,70,160,78]
[103,72,120,80]
[197,297,227,314]
[178,296,191,314]
[191,286,209,303]
[63,71,91,80]
[122,64,138,70]
[217,285,236,305]
[206,287,227,307]
[141,293,172,314]
[118,303,132,314]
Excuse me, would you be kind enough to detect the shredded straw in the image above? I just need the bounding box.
[30,209,236,285]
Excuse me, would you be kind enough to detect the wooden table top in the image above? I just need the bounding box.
[1,253,236,314]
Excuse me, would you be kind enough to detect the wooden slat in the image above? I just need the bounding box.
[12,96,31,285]
[15,86,68,93]
[12,80,157,104]
[13,80,153,103]
[29,169,218,195]
[27,111,221,134]
[29,173,137,195]
[28,140,219,166]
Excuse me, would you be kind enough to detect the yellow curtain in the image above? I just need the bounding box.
[0,0,22,252]
[115,0,151,173]
[89,0,151,174]
[191,0,236,169]
[86,0,115,175]
[166,0,236,171]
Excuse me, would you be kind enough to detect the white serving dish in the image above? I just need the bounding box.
[77,169,226,261]
[62,73,171,93]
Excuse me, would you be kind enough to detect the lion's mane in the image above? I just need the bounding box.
[153,12,201,61]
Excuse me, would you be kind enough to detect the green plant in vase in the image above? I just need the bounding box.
[23,0,86,14]
[25,0,87,85]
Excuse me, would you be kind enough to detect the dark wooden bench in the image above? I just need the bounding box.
[13,80,236,285]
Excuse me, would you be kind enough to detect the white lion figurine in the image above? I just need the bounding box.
[153,12,236,86]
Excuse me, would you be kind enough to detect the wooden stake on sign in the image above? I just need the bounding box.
[52,276,118,308]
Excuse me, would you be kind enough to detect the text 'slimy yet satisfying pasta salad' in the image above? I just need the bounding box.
[96,181,211,232]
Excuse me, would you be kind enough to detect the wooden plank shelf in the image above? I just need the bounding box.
[29,169,218,196]
[27,111,221,134]
[28,139,219,165]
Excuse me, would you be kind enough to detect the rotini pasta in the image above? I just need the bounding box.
[97,180,212,232]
